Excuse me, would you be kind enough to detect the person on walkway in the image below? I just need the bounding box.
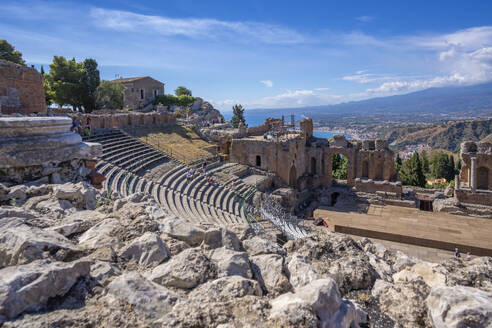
[71,119,78,132]
[201,162,206,175]
[466,252,472,261]
[85,117,92,137]
[186,170,192,183]
[454,248,460,258]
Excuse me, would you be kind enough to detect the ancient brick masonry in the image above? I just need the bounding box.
[230,118,401,195]
[456,141,492,206]
[0,59,46,115]
[68,111,175,130]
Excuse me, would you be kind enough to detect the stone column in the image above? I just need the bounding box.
[470,157,477,192]
[455,174,460,191]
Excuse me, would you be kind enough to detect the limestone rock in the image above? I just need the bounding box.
[119,232,170,268]
[250,254,290,296]
[225,224,256,241]
[0,259,90,319]
[0,222,78,268]
[106,272,179,319]
[78,218,119,249]
[427,285,492,328]
[90,260,120,287]
[209,247,252,279]
[378,280,430,327]
[270,278,367,328]
[188,276,262,302]
[47,210,104,237]
[243,236,285,256]
[53,182,98,210]
[149,247,216,289]
[324,254,378,295]
[439,257,492,292]
[393,262,446,288]
[201,227,242,251]
[286,254,321,288]
[159,216,205,246]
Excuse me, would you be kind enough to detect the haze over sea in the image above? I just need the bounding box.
[222,111,351,139]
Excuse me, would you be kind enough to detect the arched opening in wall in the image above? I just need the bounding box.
[477,167,489,190]
[362,160,369,178]
[375,161,384,180]
[256,155,261,167]
[311,157,317,175]
[331,153,348,185]
[331,192,340,206]
[289,165,297,187]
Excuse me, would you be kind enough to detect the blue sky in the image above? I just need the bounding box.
[2,0,492,111]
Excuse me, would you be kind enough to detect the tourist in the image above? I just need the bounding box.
[201,162,206,175]
[208,175,214,185]
[466,252,472,261]
[454,248,460,258]
[186,170,192,183]
[71,119,78,132]
[85,117,92,136]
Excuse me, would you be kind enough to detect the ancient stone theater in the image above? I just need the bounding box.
[229,118,401,195]
[456,141,492,206]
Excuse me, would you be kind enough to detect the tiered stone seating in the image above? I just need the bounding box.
[85,129,251,226]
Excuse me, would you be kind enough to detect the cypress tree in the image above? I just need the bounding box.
[400,152,426,187]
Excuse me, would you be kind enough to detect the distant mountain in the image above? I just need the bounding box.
[383,119,492,152]
[252,82,492,116]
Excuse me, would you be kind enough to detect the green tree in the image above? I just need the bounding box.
[231,104,246,128]
[177,94,195,106]
[95,81,125,110]
[153,94,178,106]
[421,150,430,175]
[332,154,348,180]
[175,86,192,96]
[44,56,84,110]
[400,152,426,187]
[429,152,454,181]
[448,155,456,180]
[395,153,403,174]
[173,108,183,118]
[0,40,25,65]
[80,58,100,112]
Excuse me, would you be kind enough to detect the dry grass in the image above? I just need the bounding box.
[124,124,216,164]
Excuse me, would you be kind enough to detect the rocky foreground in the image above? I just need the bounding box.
[0,182,491,327]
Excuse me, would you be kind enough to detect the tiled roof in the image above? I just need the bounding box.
[112,76,165,84]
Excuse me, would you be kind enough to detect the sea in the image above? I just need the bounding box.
[222,110,351,139]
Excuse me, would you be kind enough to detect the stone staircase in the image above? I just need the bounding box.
[83,129,253,226]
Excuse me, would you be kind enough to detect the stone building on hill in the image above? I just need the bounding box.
[112,76,164,110]
[0,59,46,115]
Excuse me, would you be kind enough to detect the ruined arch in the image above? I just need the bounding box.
[362,160,369,178]
[375,161,384,180]
[311,157,317,175]
[477,167,489,190]
[289,165,297,187]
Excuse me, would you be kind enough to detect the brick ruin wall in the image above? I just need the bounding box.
[0,59,46,115]
[68,112,176,130]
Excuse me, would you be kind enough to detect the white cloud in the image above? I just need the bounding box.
[260,80,274,87]
[90,8,308,44]
[356,16,375,23]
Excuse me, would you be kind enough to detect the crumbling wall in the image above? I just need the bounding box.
[68,112,175,130]
[0,59,46,114]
